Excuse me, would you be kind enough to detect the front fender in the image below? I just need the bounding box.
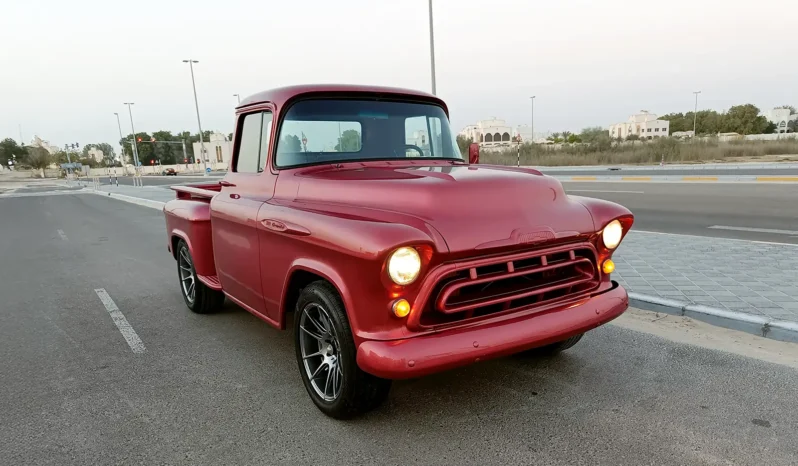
[570,195,634,232]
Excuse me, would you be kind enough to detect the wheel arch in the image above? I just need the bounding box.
[280,259,353,331]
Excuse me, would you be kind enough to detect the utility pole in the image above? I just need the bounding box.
[428,0,436,95]
[183,59,208,176]
[233,94,241,104]
[693,91,701,138]
[530,96,536,143]
[123,103,142,185]
[114,112,125,165]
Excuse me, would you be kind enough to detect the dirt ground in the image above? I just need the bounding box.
[614,308,798,369]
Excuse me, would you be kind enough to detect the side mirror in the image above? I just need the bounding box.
[468,142,480,164]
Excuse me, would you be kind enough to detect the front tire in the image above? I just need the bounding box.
[520,333,584,357]
[176,240,224,314]
[294,281,391,419]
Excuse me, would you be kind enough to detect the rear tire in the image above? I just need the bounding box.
[176,240,224,314]
[521,333,584,356]
[294,280,391,419]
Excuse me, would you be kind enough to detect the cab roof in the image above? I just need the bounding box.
[237,84,447,114]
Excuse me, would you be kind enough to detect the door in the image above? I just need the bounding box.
[211,110,276,315]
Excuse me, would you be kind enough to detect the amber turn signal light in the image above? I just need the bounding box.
[392,299,411,318]
[602,259,615,274]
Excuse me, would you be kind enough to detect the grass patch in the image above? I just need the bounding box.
[478,138,798,166]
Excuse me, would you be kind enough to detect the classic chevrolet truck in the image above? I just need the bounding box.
[163,84,633,418]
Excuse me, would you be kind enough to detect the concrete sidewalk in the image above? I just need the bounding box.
[86,184,798,341]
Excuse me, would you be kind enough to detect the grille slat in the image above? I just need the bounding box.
[419,243,600,328]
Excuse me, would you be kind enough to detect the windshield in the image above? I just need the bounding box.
[274,99,462,168]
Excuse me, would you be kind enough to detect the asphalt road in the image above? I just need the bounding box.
[99,172,224,187]
[1,192,797,465]
[564,182,798,244]
[541,168,798,176]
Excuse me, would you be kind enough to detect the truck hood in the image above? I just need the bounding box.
[292,165,596,253]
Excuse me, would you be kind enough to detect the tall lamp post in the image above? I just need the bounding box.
[530,96,536,143]
[122,103,140,169]
[233,93,241,104]
[183,59,208,176]
[113,112,125,166]
[428,0,436,95]
[692,91,701,137]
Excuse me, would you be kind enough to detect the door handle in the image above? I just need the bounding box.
[219,180,236,187]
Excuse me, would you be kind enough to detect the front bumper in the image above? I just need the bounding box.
[356,282,628,379]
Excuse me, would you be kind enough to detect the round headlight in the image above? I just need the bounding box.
[602,220,623,249]
[388,247,421,285]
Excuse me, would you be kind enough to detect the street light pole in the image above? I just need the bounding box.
[114,112,125,165]
[428,0,437,95]
[233,93,241,104]
[183,59,208,176]
[123,103,140,169]
[530,96,536,143]
[693,91,701,137]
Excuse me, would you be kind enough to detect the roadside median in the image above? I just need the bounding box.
[553,175,798,183]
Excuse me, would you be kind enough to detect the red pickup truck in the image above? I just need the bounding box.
[163,84,633,418]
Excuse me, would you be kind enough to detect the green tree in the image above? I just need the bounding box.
[22,147,50,177]
[456,135,473,156]
[282,134,301,152]
[334,129,361,152]
[566,133,582,144]
[625,134,640,141]
[776,105,796,114]
[722,104,768,135]
[0,138,27,168]
[579,127,608,144]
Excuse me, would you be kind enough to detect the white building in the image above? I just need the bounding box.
[87,148,104,163]
[765,108,797,133]
[459,118,514,147]
[29,135,59,155]
[192,132,233,167]
[609,111,670,140]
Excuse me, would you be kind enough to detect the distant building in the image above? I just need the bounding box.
[765,108,797,133]
[87,148,104,163]
[459,118,514,147]
[672,130,695,138]
[609,111,670,140]
[192,132,233,166]
[29,135,59,155]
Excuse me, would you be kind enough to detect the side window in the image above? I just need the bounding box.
[236,113,262,173]
[259,112,273,172]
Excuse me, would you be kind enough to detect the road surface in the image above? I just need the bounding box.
[99,172,224,187]
[563,181,798,244]
[1,192,796,465]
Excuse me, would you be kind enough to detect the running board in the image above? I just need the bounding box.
[197,274,222,290]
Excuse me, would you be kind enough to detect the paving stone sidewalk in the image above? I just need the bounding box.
[90,185,798,323]
[614,231,798,322]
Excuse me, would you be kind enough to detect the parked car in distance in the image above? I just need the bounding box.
[162,84,634,419]
[162,168,177,176]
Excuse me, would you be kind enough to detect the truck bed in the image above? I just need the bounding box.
[171,183,222,202]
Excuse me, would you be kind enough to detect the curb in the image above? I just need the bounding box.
[84,189,165,210]
[553,175,798,183]
[628,292,798,343]
[529,162,798,171]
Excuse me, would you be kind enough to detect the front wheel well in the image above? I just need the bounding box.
[282,270,335,325]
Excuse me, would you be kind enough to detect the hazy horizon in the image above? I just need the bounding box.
[2,0,796,151]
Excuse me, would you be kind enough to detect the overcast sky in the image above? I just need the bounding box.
[2,0,796,151]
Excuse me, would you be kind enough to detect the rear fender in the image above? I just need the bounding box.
[164,199,217,277]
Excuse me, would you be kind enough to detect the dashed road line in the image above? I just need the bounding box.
[57,229,68,241]
[94,288,146,354]
[708,225,798,236]
[568,189,645,194]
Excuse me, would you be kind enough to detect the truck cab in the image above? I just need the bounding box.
[163,84,633,419]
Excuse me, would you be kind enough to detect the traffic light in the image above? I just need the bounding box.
[137,137,142,142]
[183,158,188,163]
[151,160,155,165]
[150,137,156,142]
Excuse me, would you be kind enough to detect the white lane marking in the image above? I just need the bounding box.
[632,229,798,247]
[568,189,645,194]
[57,229,68,241]
[94,288,146,353]
[708,225,798,236]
